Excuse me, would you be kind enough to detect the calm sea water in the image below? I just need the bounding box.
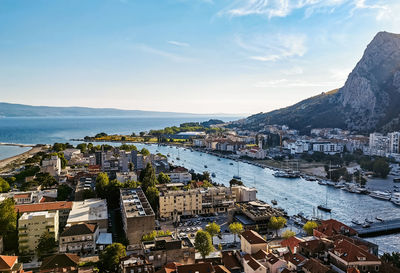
[0,146,30,160]
[0,116,399,253]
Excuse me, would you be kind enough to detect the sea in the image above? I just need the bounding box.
[0,116,399,254]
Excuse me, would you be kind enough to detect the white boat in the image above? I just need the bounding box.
[318,180,328,185]
[391,193,400,206]
[369,191,391,201]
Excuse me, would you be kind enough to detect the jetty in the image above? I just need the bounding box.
[352,218,400,237]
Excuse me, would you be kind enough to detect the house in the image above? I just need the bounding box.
[328,238,381,273]
[40,253,80,273]
[176,263,216,273]
[165,168,192,183]
[298,239,330,258]
[314,219,357,238]
[155,262,181,273]
[142,235,195,268]
[0,255,24,273]
[120,254,154,273]
[221,251,242,273]
[13,193,33,204]
[251,250,286,273]
[243,254,266,273]
[302,258,335,273]
[59,223,99,255]
[18,211,59,254]
[283,253,307,271]
[231,186,257,203]
[240,230,267,254]
[280,236,304,254]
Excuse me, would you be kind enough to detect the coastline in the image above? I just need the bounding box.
[0,145,46,173]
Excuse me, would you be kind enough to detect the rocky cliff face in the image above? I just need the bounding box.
[233,31,400,133]
[336,31,400,131]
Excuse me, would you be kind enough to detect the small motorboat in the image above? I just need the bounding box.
[271,200,278,205]
[211,173,216,178]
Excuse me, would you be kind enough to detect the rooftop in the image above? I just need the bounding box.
[235,201,284,221]
[120,188,154,218]
[241,230,266,245]
[15,201,73,213]
[67,198,108,224]
[19,210,56,220]
[61,223,97,237]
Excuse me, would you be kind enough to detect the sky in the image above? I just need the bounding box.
[1,0,400,115]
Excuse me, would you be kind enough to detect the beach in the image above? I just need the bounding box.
[0,144,46,173]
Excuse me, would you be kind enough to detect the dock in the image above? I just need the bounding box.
[352,218,400,237]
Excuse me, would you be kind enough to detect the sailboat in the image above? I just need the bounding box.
[233,161,241,180]
[318,161,332,213]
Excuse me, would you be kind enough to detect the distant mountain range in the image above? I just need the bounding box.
[232,31,400,134]
[0,102,228,118]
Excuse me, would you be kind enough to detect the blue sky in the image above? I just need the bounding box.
[0,0,399,114]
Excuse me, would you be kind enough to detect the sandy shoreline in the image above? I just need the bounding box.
[0,145,46,173]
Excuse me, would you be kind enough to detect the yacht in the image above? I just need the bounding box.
[351,219,362,225]
[271,199,278,205]
[318,180,328,185]
[369,191,391,201]
[391,193,400,206]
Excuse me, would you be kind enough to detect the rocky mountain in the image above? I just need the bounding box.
[233,31,400,134]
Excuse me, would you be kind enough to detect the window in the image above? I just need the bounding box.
[375,266,379,271]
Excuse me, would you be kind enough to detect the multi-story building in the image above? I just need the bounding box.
[41,155,61,176]
[116,172,138,183]
[18,211,59,254]
[201,187,235,215]
[120,254,154,273]
[40,253,80,273]
[312,142,343,155]
[66,199,108,232]
[369,133,389,156]
[141,235,195,268]
[388,131,400,154]
[231,186,257,202]
[240,230,267,255]
[120,188,155,245]
[166,168,192,183]
[15,201,72,231]
[159,187,235,219]
[59,223,99,255]
[159,189,202,220]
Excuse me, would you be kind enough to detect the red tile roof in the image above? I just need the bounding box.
[347,268,360,273]
[221,251,241,270]
[331,239,380,264]
[281,236,304,253]
[0,255,18,270]
[251,249,268,261]
[241,230,267,245]
[284,253,307,266]
[315,219,357,237]
[177,263,215,273]
[244,255,263,271]
[15,201,73,213]
[302,258,334,273]
[156,262,182,273]
[14,193,31,199]
[298,239,327,254]
[213,265,231,273]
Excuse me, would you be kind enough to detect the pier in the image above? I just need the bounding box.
[352,218,400,237]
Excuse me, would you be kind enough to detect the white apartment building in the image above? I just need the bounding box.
[67,199,108,232]
[369,133,390,156]
[231,186,257,202]
[41,155,61,176]
[166,170,192,183]
[388,132,400,154]
[312,142,342,155]
[287,140,310,155]
[18,210,59,254]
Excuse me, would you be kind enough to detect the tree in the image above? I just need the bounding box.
[35,172,58,188]
[76,143,87,153]
[194,230,214,260]
[98,243,126,273]
[96,172,110,198]
[140,163,157,192]
[145,186,160,213]
[229,222,243,243]
[0,177,10,193]
[202,180,213,188]
[0,198,17,235]
[157,172,171,184]
[57,184,73,201]
[203,171,211,182]
[229,179,243,187]
[268,216,287,236]
[282,229,296,239]
[381,252,400,268]
[373,158,390,178]
[303,221,319,235]
[36,231,57,259]
[82,189,96,200]
[140,148,150,156]
[205,222,220,243]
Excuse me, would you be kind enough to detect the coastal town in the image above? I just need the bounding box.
[0,121,400,273]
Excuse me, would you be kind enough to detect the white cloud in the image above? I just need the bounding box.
[237,33,307,62]
[167,40,190,47]
[136,44,196,63]
[281,66,304,75]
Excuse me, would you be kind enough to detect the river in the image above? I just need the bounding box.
[132,143,400,254]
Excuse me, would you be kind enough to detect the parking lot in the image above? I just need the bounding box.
[160,213,230,239]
